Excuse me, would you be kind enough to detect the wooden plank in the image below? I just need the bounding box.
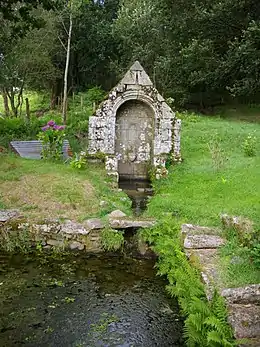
[10,140,71,160]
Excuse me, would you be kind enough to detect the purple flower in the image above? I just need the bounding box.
[41,125,50,131]
[58,125,65,131]
[47,120,56,127]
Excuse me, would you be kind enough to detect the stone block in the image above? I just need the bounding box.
[109,218,156,229]
[60,220,89,235]
[84,218,104,230]
[47,239,65,247]
[69,241,84,251]
[181,223,221,235]
[108,210,127,219]
[184,234,225,249]
[221,285,260,305]
[227,303,260,339]
[0,209,20,223]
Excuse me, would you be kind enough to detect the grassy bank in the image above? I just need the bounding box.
[0,154,131,221]
[146,113,260,228]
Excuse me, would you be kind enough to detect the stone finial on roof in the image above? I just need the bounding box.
[120,60,153,86]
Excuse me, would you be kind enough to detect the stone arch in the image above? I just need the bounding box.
[115,99,154,180]
[88,61,182,182]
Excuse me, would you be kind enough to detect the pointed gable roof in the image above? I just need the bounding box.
[120,61,153,86]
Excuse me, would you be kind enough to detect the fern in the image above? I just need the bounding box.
[184,314,207,346]
[138,216,236,347]
[207,330,223,344]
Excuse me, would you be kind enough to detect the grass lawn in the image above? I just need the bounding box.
[146,111,260,287]
[146,113,260,229]
[0,154,131,221]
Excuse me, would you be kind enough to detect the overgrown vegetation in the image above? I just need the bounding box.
[101,228,124,252]
[140,218,236,346]
[218,223,260,288]
[0,228,31,253]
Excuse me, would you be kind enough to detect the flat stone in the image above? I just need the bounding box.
[46,239,65,247]
[227,303,260,339]
[32,222,61,234]
[60,220,89,235]
[108,210,127,219]
[69,241,84,251]
[221,285,260,305]
[181,223,221,235]
[109,218,156,229]
[184,234,225,249]
[84,218,104,230]
[0,209,20,223]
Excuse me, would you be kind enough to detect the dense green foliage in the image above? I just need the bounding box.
[114,0,260,107]
[0,88,104,151]
[1,0,260,110]
[140,218,235,346]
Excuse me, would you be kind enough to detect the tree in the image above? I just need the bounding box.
[114,0,260,107]
[0,9,62,116]
[0,0,59,38]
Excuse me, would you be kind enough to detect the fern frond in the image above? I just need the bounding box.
[189,296,211,317]
[207,330,222,344]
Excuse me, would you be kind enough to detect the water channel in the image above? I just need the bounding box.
[0,252,184,347]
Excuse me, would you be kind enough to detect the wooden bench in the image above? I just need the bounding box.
[10,140,71,159]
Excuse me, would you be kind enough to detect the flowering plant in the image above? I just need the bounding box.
[37,120,66,161]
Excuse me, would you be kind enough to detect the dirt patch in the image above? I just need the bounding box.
[0,174,98,221]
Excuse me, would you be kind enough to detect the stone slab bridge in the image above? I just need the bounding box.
[88,61,181,181]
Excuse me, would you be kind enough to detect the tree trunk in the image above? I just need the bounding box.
[2,88,10,116]
[62,11,73,124]
[8,89,17,117]
[25,98,30,120]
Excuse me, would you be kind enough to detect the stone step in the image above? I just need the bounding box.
[221,285,260,305]
[181,223,221,235]
[184,234,225,249]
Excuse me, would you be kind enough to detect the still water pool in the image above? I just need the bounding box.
[0,253,184,347]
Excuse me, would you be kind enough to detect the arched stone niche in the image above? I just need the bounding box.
[88,61,181,181]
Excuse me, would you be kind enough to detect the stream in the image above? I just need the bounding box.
[0,252,184,347]
[119,179,153,216]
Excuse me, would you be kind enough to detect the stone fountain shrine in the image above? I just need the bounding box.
[88,61,181,181]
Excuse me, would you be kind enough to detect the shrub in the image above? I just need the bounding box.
[242,132,257,157]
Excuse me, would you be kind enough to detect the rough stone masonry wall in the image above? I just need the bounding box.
[88,62,181,180]
[0,210,156,254]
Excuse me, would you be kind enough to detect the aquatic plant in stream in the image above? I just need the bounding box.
[37,120,66,161]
